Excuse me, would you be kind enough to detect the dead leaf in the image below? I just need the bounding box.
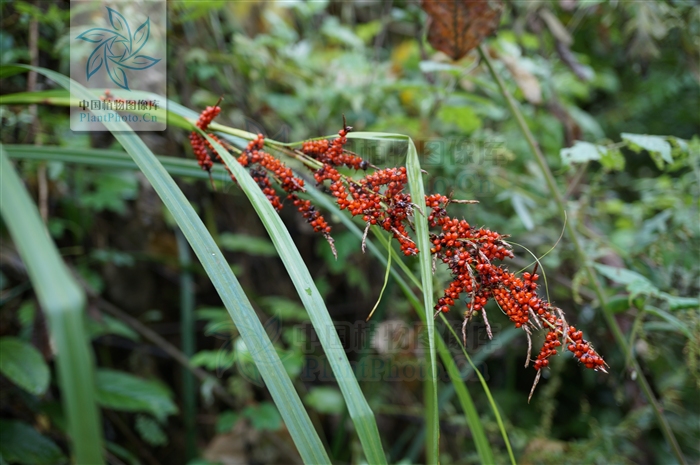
[204,417,304,465]
[203,431,247,465]
[422,0,504,60]
[500,55,542,105]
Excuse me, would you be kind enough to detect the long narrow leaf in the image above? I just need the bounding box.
[4,145,230,181]
[0,86,190,130]
[405,139,440,464]
[14,65,331,464]
[201,132,388,464]
[0,146,104,464]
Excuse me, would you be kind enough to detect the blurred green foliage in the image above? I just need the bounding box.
[1,0,698,464]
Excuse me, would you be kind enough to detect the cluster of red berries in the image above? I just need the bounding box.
[187,107,607,390]
[301,132,368,170]
[491,271,541,328]
[188,107,338,252]
[346,167,416,255]
[290,195,331,235]
[238,135,333,245]
[249,167,283,211]
[237,135,305,194]
[534,326,563,370]
[567,326,606,370]
[425,194,606,378]
[189,102,223,174]
[299,125,418,255]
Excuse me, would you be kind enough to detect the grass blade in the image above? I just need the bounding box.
[405,139,440,464]
[345,131,440,462]
[0,87,191,130]
[437,338,494,462]
[0,145,104,464]
[440,314,517,465]
[202,132,388,464]
[408,328,520,463]
[176,230,196,461]
[14,65,331,464]
[4,145,230,182]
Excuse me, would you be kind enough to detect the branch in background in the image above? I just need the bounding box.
[94,296,238,410]
[555,40,593,82]
[27,7,48,222]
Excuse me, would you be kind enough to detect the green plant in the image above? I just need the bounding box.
[1,3,698,463]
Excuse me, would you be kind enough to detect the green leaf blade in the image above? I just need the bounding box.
[0,420,67,465]
[0,337,50,396]
[95,369,178,422]
[0,145,104,464]
[405,138,440,464]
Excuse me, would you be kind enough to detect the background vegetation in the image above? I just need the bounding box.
[0,1,698,464]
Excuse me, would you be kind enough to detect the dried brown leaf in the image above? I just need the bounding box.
[422,0,504,60]
[501,55,543,105]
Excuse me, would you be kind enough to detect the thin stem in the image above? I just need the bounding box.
[176,229,197,461]
[366,238,392,321]
[439,313,517,465]
[477,44,686,465]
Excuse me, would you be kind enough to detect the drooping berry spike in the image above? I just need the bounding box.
[240,134,336,255]
[186,109,607,400]
[533,326,563,371]
[566,326,606,369]
[189,131,214,173]
[289,193,336,258]
[249,167,283,211]
[189,98,224,187]
[425,202,607,393]
[187,105,339,255]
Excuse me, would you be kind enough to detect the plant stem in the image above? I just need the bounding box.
[477,44,686,465]
[176,229,197,461]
